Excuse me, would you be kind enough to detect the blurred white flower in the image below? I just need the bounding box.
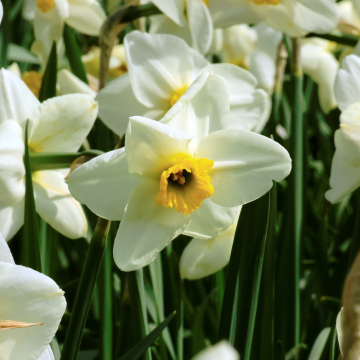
[208,0,338,37]
[337,0,360,29]
[68,73,291,271]
[0,69,98,240]
[0,1,3,24]
[0,231,66,360]
[326,55,360,202]
[221,22,282,94]
[23,0,106,63]
[301,38,338,113]
[57,68,97,96]
[191,341,239,360]
[180,207,240,280]
[96,31,271,136]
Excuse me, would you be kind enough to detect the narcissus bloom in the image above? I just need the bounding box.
[326,55,360,202]
[0,69,98,240]
[180,207,240,280]
[192,341,239,360]
[68,75,291,271]
[97,31,270,136]
[0,232,66,360]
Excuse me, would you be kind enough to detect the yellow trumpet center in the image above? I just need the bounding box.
[250,0,280,5]
[36,0,55,13]
[22,71,43,99]
[202,0,209,6]
[155,154,214,215]
[169,86,188,107]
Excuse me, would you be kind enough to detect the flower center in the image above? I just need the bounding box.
[36,0,55,13]
[155,153,214,215]
[169,86,188,107]
[22,71,43,99]
[202,0,209,6]
[250,0,280,5]
[0,319,44,330]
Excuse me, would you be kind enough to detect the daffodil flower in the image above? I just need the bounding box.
[192,341,239,360]
[208,0,338,37]
[326,55,360,202]
[67,74,291,271]
[0,231,66,360]
[180,207,240,280]
[96,31,270,137]
[23,0,106,62]
[0,69,98,240]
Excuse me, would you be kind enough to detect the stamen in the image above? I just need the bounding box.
[0,320,44,330]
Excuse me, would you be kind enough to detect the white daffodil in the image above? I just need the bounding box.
[67,72,291,271]
[326,55,360,203]
[180,207,240,280]
[192,341,239,360]
[208,0,338,37]
[57,69,97,97]
[221,22,282,94]
[337,0,360,30]
[0,232,66,360]
[23,0,106,63]
[147,0,213,55]
[301,38,338,113]
[96,31,270,137]
[0,69,98,240]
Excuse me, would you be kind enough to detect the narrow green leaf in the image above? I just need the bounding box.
[9,0,24,20]
[306,32,357,47]
[276,342,286,360]
[39,41,57,102]
[0,0,9,68]
[63,24,88,84]
[119,312,176,360]
[23,120,42,272]
[329,325,338,360]
[348,198,360,269]
[7,43,40,64]
[308,327,331,360]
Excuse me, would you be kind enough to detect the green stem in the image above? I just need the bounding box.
[120,3,162,23]
[348,195,360,269]
[60,217,110,360]
[0,0,9,68]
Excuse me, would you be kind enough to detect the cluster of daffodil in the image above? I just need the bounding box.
[3,0,360,358]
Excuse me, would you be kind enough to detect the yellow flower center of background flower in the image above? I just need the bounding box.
[36,0,55,13]
[169,86,188,107]
[202,0,209,6]
[250,0,280,5]
[21,71,43,99]
[155,153,214,215]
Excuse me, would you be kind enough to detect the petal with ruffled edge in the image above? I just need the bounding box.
[192,341,239,360]
[160,72,230,145]
[335,55,360,111]
[66,0,107,36]
[113,180,191,271]
[125,31,194,108]
[126,116,194,175]
[150,0,185,26]
[0,121,25,205]
[196,129,291,207]
[0,262,66,360]
[57,69,96,97]
[33,170,88,239]
[67,148,143,221]
[29,94,98,153]
[0,69,39,127]
[0,231,15,264]
[183,199,239,239]
[0,199,24,241]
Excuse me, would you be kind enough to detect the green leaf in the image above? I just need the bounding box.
[39,41,57,102]
[307,327,331,360]
[0,0,9,68]
[7,43,40,64]
[63,24,88,84]
[119,312,176,360]
[22,120,42,272]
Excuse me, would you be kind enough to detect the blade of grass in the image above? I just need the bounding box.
[0,0,9,68]
[39,41,57,102]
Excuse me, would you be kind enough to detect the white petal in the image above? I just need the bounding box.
[326,149,360,203]
[57,69,96,97]
[66,0,106,36]
[254,22,282,62]
[0,262,66,360]
[29,94,98,153]
[183,199,239,239]
[67,149,143,221]
[126,116,193,175]
[33,170,88,239]
[0,231,15,264]
[150,0,185,26]
[192,341,239,360]
[0,69,39,127]
[113,181,191,271]
[125,31,194,107]
[0,1,3,24]
[38,346,55,360]
[196,129,291,207]
[22,0,36,20]
[0,121,25,205]
[160,72,230,144]
[96,74,152,136]
[335,55,360,111]
[354,0,360,17]
[187,0,213,55]
[336,308,344,356]
[0,199,24,241]
[180,210,239,280]
[202,63,271,132]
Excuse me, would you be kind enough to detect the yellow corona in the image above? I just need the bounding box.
[169,86,188,107]
[250,0,280,5]
[36,0,55,13]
